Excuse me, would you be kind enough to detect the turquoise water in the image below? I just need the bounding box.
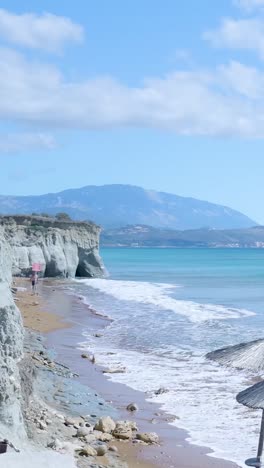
[75,248,264,467]
[102,247,264,330]
[102,247,264,285]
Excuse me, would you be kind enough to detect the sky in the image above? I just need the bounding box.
[1,0,264,222]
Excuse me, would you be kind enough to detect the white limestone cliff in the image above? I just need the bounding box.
[0,225,25,445]
[1,215,105,278]
[0,216,105,466]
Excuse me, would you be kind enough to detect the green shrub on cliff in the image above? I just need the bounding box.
[55,212,72,221]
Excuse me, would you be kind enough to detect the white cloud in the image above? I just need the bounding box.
[1,48,264,138]
[0,132,56,153]
[204,17,264,59]
[0,9,84,53]
[218,61,264,98]
[234,0,264,11]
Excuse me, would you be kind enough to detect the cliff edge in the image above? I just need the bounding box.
[0,225,25,445]
[0,215,106,465]
[0,215,105,278]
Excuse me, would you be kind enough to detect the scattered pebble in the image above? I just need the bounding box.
[126,402,139,412]
[96,444,108,456]
[109,445,118,452]
[81,353,89,359]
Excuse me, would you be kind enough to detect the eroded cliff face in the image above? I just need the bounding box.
[0,215,105,449]
[0,226,25,444]
[1,216,105,278]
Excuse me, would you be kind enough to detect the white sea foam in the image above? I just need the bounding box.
[77,278,255,323]
[78,334,259,468]
[75,277,259,466]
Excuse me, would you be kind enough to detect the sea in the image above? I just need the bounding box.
[73,248,264,467]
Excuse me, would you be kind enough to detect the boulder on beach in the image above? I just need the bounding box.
[97,432,113,442]
[64,417,82,427]
[113,420,137,440]
[136,432,159,444]
[113,426,132,440]
[76,426,92,438]
[77,444,97,457]
[94,416,116,433]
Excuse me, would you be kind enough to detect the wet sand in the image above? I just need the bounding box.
[13,278,70,332]
[13,278,240,467]
[41,281,239,468]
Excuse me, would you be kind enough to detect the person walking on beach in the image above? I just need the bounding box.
[31,272,38,294]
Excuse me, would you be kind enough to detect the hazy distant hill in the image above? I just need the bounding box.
[0,184,256,230]
[101,225,264,248]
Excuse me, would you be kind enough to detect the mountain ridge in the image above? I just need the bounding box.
[0,184,256,230]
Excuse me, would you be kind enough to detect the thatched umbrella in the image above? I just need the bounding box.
[237,381,264,467]
[206,339,264,372]
[207,339,264,466]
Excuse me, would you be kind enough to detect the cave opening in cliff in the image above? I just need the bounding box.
[75,264,84,277]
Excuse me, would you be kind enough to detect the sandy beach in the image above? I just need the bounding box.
[14,278,239,468]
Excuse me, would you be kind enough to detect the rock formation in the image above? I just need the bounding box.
[0,215,105,450]
[0,215,105,278]
[0,225,25,445]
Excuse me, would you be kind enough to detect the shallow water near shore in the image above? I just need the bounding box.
[70,248,264,468]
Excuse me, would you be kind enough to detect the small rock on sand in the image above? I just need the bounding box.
[65,417,82,427]
[154,387,169,395]
[112,421,136,440]
[97,432,113,442]
[136,432,159,444]
[94,416,116,433]
[103,368,126,374]
[109,446,118,452]
[96,444,108,456]
[84,434,96,444]
[126,403,138,412]
[81,353,89,359]
[77,445,97,457]
[38,421,47,430]
[76,427,91,438]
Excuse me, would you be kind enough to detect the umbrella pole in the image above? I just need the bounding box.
[245,410,264,467]
[257,410,264,463]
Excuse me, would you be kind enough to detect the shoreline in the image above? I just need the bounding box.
[41,283,238,468]
[15,278,240,468]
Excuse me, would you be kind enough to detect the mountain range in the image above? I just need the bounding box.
[0,184,256,230]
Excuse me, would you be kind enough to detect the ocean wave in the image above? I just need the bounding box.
[77,278,255,323]
[78,336,258,467]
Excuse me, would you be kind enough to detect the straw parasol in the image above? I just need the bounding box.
[237,381,264,467]
[207,339,264,466]
[206,339,264,372]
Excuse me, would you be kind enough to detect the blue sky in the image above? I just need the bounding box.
[1,0,264,222]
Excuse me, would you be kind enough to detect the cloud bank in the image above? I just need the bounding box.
[0,9,84,53]
[0,48,264,138]
[1,6,264,145]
